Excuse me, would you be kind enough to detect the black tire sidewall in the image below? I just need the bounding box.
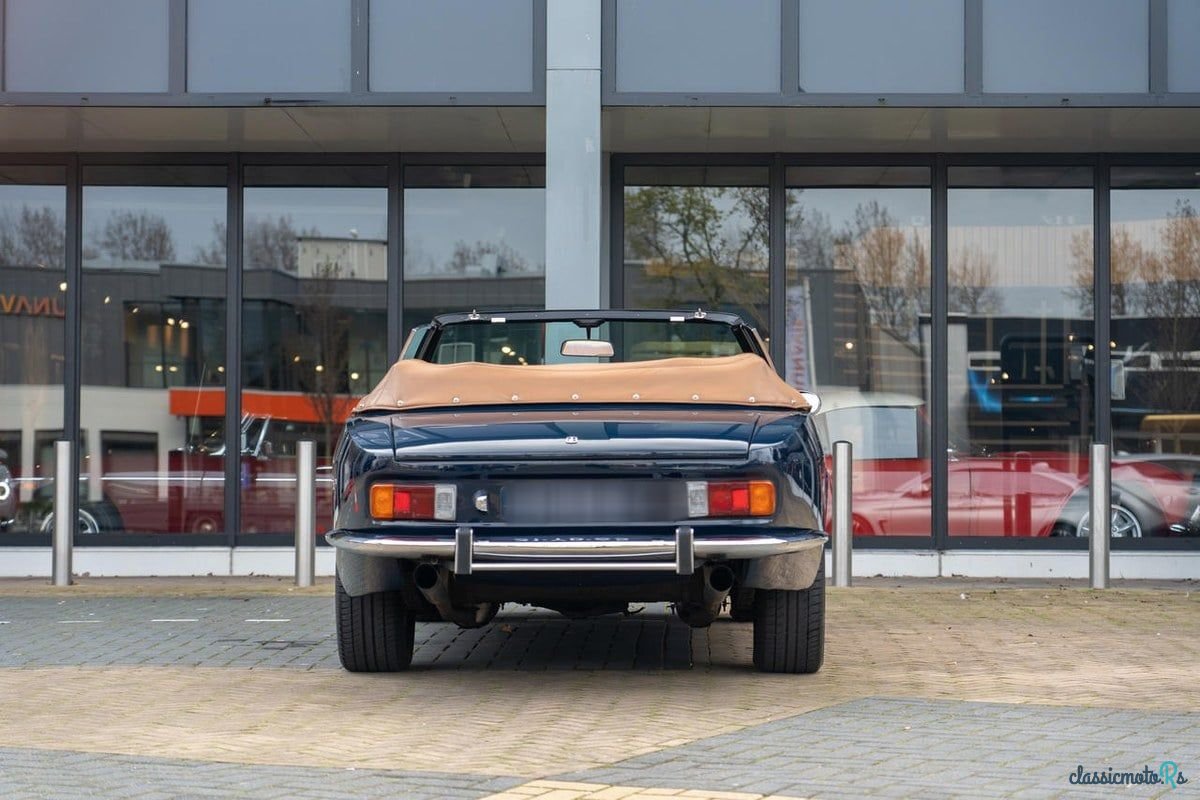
[752,559,825,674]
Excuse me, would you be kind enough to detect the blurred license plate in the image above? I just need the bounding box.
[503,480,685,524]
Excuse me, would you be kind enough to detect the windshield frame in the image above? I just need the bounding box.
[412,309,767,365]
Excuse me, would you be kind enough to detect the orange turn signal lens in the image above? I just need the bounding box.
[748,480,776,516]
[370,484,396,519]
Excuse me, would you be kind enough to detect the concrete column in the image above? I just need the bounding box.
[545,0,602,310]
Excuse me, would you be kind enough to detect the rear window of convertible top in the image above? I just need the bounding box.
[430,319,748,366]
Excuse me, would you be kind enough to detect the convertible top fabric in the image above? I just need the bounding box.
[352,353,810,413]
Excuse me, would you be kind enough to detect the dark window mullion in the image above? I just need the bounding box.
[64,155,82,543]
[1094,159,1111,445]
[224,155,242,547]
[931,155,950,551]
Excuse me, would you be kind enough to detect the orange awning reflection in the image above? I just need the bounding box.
[169,388,359,424]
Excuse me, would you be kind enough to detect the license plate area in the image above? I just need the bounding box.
[500,479,686,524]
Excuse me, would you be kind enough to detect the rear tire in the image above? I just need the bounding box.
[752,559,824,674]
[335,574,415,672]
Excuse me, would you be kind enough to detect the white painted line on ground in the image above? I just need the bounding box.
[57,620,102,624]
[244,618,291,623]
[151,618,199,623]
[0,621,9,624]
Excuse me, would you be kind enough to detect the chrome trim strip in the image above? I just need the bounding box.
[471,562,681,572]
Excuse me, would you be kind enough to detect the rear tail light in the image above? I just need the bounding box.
[686,480,775,518]
[369,483,456,521]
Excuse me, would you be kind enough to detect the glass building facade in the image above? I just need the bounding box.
[0,158,546,546]
[1,0,1198,570]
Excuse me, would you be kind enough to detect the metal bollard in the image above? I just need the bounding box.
[832,440,853,587]
[52,439,73,586]
[1089,443,1110,589]
[295,440,316,587]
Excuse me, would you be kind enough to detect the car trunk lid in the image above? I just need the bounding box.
[385,407,775,461]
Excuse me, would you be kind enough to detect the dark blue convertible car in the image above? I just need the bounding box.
[327,310,828,673]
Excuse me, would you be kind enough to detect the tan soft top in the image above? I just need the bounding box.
[353,353,810,413]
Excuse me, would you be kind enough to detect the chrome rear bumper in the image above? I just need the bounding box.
[326,526,826,577]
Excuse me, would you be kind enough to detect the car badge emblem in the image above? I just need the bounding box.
[565,435,579,444]
[473,491,489,513]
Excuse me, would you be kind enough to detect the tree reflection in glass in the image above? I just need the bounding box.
[623,168,769,333]
[785,176,931,539]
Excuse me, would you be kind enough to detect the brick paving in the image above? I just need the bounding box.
[563,698,1200,799]
[0,597,695,670]
[0,582,1197,798]
[0,748,522,800]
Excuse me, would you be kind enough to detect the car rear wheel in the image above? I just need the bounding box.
[39,505,114,536]
[187,513,222,534]
[335,574,415,672]
[1077,504,1144,538]
[752,560,824,674]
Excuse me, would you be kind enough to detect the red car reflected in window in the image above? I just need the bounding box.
[813,390,1200,538]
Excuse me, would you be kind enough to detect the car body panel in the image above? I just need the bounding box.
[326,310,829,609]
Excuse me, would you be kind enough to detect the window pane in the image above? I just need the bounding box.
[1110,167,1200,538]
[982,0,1148,93]
[0,168,65,541]
[1168,0,1200,92]
[431,319,745,365]
[188,0,351,93]
[615,0,780,92]
[799,0,963,93]
[80,167,226,538]
[403,165,545,330]
[370,0,534,92]
[5,0,168,93]
[948,166,1094,538]
[623,166,770,334]
[242,167,387,538]
[786,168,932,538]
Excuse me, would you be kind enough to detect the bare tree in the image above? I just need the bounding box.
[199,216,319,272]
[840,201,929,344]
[1068,227,1145,316]
[193,220,226,266]
[294,258,352,456]
[95,211,175,262]
[786,200,835,275]
[246,215,300,272]
[949,247,1002,315]
[0,205,65,269]
[1139,200,1200,417]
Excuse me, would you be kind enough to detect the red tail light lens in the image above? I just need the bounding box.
[369,483,456,521]
[686,480,775,518]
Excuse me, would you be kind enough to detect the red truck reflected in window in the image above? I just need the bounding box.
[42,414,335,536]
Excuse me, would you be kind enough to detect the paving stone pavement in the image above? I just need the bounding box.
[0,596,696,670]
[562,697,1200,799]
[0,747,523,800]
[1,584,1197,798]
